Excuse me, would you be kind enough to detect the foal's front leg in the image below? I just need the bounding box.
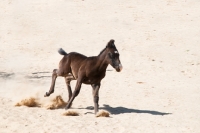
[65,79,82,109]
[91,83,100,114]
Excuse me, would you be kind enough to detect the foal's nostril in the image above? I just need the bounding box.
[115,64,123,72]
[119,64,123,72]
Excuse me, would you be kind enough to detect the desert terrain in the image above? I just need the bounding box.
[0,0,200,132]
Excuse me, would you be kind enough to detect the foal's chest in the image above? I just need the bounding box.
[84,72,105,84]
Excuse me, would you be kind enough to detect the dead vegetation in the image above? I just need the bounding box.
[45,95,68,109]
[15,97,40,107]
[63,111,79,116]
[15,96,110,117]
[15,95,68,109]
[96,110,110,117]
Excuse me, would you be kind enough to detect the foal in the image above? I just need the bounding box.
[44,39,122,114]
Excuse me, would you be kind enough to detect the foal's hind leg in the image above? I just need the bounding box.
[65,78,72,102]
[44,69,59,97]
[65,79,82,109]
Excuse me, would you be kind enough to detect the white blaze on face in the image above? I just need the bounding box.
[114,51,118,53]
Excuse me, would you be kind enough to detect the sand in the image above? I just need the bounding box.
[0,0,200,132]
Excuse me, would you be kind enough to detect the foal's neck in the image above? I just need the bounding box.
[96,49,109,72]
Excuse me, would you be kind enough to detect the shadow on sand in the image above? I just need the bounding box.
[84,104,171,116]
[0,72,15,79]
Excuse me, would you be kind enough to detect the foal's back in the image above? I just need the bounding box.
[59,52,105,83]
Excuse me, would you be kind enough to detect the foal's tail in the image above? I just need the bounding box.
[58,48,67,55]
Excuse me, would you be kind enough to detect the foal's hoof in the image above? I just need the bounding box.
[65,104,71,110]
[44,92,49,97]
[65,106,70,110]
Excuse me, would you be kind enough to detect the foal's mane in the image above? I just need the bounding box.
[98,47,106,56]
[98,39,117,56]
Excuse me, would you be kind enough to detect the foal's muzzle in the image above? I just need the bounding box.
[115,64,123,72]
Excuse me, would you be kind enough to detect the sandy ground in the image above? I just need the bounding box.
[0,0,200,132]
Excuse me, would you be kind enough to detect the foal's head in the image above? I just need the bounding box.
[105,39,123,72]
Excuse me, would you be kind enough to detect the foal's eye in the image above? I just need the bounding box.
[108,53,113,58]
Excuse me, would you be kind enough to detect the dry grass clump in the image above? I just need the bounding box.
[15,95,67,109]
[15,97,40,107]
[46,95,68,109]
[63,111,79,116]
[96,110,110,117]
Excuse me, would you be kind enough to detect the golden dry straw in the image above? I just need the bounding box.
[63,111,79,116]
[96,110,110,117]
[46,95,68,109]
[15,97,40,107]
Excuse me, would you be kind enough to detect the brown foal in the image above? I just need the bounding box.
[44,39,122,114]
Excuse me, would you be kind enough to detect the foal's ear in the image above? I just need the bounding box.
[106,39,115,48]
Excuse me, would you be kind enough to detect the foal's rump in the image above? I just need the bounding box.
[58,50,88,79]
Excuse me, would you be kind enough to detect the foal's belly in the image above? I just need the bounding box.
[82,75,105,85]
[81,77,92,84]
